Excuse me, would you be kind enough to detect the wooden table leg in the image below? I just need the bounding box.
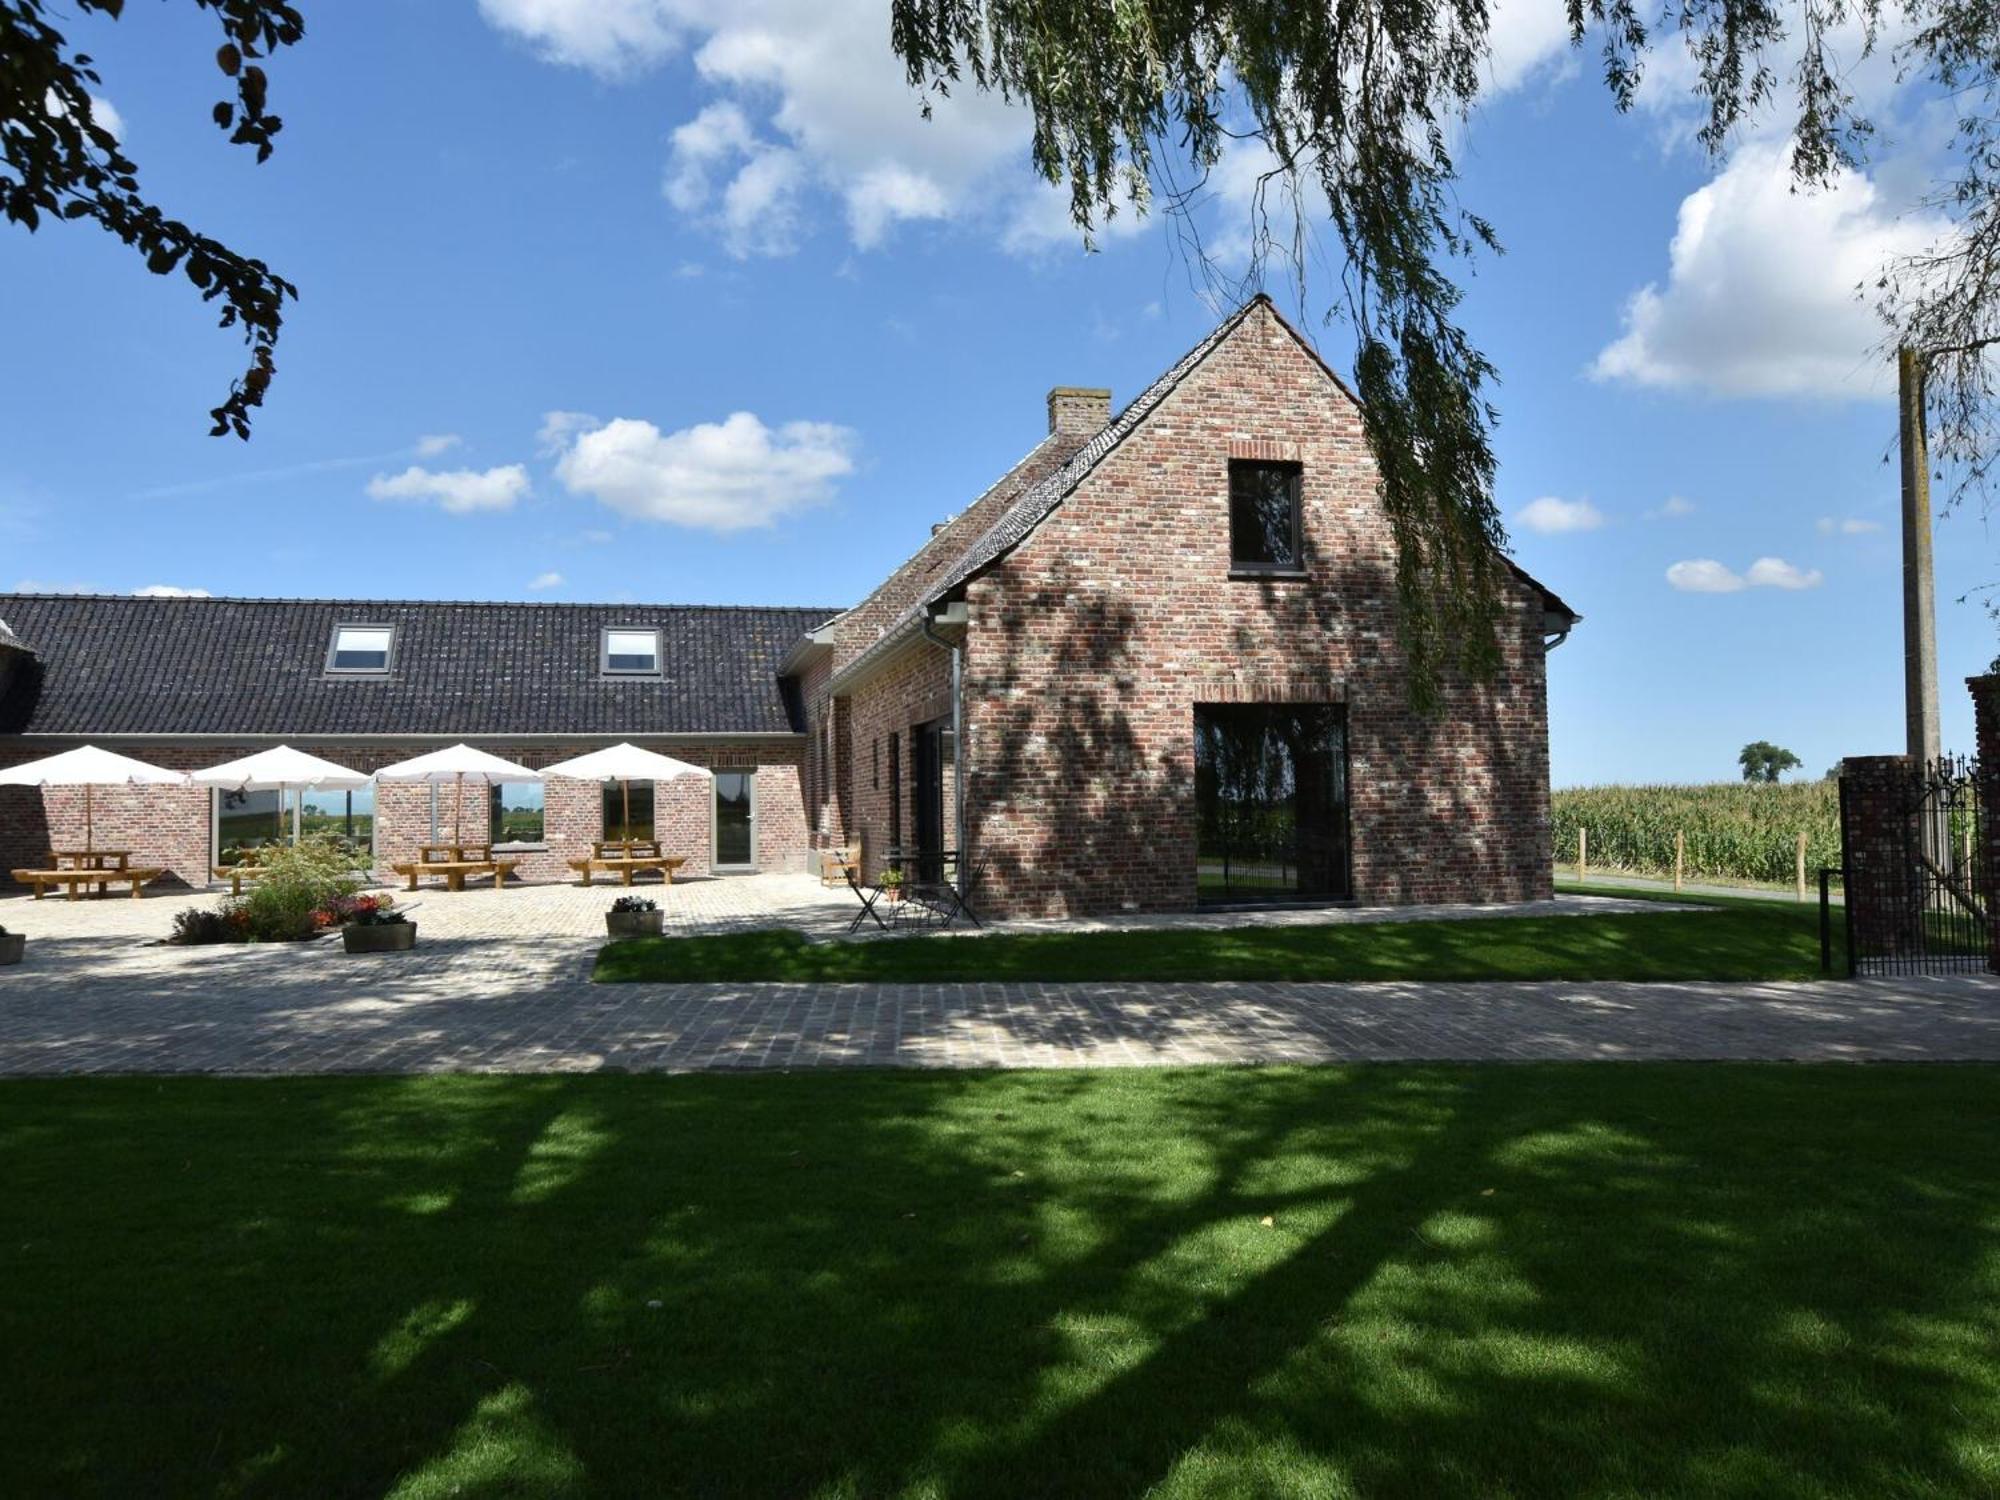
[621,867,634,886]
[448,870,465,892]
[130,881,142,899]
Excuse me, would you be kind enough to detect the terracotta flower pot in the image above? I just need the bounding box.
[343,922,417,954]
[605,910,665,939]
[0,933,23,966]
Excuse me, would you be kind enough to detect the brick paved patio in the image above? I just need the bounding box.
[1,873,1996,1073]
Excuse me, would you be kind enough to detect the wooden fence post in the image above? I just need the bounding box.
[1578,827,1587,884]
[1796,830,1808,902]
[1674,830,1684,893]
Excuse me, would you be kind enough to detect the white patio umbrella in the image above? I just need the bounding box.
[539,742,711,841]
[191,745,373,848]
[373,743,541,845]
[0,744,187,853]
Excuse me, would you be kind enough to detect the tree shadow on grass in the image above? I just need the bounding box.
[2,1065,1997,1497]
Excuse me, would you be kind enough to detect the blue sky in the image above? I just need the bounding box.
[0,1,1991,786]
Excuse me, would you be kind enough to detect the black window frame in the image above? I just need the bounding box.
[1227,459,1306,576]
[600,625,662,677]
[325,622,396,675]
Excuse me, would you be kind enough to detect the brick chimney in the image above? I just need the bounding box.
[1047,386,1112,436]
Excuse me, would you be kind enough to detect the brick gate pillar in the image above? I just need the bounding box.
[1840,754,1922,962]
[1967,674,2000,973]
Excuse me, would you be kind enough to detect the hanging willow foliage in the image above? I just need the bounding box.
[888,0,1999,705]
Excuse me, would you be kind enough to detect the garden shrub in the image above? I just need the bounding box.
[238,835,364,942]
[169,906,248,946]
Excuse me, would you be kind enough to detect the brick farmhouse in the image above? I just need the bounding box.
[0,297,1576,915]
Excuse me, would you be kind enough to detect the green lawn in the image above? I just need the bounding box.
[596,887,1838,984]
[4,1067,1996,1496]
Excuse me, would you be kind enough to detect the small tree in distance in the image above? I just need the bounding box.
[1739,742,1804,783]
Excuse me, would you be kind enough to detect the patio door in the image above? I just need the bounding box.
[913,716,952,882]
[1194,702,1351,904]
[713,770,756,871]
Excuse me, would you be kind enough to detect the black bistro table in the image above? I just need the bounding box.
[845,848,983,935]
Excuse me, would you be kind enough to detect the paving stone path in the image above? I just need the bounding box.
[2,875,1994,1074]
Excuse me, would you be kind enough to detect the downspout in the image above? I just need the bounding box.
[921,606,967,885]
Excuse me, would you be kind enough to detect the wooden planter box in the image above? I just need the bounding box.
[605,910,665,939]
[343,922,417,954]
[0,933,23,966]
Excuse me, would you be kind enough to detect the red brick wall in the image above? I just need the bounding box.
[0,737,809,889]
[839,645,954,883]
[943,301,1554,917]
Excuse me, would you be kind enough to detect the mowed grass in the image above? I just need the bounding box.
[4,1067,1998,1497]
[596,887,1837,984]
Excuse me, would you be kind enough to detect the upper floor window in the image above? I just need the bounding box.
[602,627,661,675]
[327,623,394,674]
[1229,460,1303,573]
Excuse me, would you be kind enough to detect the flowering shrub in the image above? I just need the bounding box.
[169,905,250,945]
[609,896,658,914]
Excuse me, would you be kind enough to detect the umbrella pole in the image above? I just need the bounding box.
[454,772,464,846]
[85,783,94,853]
[622,778,631,842]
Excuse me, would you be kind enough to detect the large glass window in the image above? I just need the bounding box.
[489,782,545,844]
[602,779,654,841]
[715,771,755,868]
[1194,703,1350,903]
[299,784,374,860]
[216,786,375,864]
[1228,460,1303,572]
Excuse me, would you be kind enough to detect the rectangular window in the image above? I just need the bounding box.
[327,623,394,673]
[887,731,902,850]
[216,787,375,864]
[872,738,880,791]
[489,782,546,845]
[602,627,661,675]
[602,779,654,841]
[1194,702,1350,904]
[1228,460,1303,572]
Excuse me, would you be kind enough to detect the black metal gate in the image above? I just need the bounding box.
[1839,755,1990,975]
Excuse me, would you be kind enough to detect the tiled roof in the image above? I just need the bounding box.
[0,594,840,738]
[0,618,26,653]
[829,294,1575,690]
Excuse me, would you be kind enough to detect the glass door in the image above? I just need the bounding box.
[714,771,756,870]
[1194,703,1351,903]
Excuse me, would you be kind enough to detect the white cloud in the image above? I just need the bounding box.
[1745,556,1824,590]
[474,0,682,75]
[415,433,462,458]
[484,1,1079,257]
[132,584,211,598]
[536,410,598,456]
[1818,516,1884,535]
[1667,556,1824,593]
[1650,495,1697,519]
[1593,143,1952,399]
[1515,496,1604,535]
[1666,559,1748,593]
[366,464,530,514]
[45,90,123,141]
[549,411,856,532]
[1483,0,1577,92]
[526,570,565,591]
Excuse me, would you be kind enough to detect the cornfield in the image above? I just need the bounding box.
[1551,781,1841,885]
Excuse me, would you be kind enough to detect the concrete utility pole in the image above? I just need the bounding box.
[1899,345,1942,765]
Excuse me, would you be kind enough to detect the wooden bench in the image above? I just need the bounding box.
[212,864,269,897]
[12,866,164,901]
[566,854,687,887]
[390,859,521,893]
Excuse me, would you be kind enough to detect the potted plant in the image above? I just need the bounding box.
[341,893,416,954]
[605,895,663,939]
[880,867,906,903]
[0,925,22,967]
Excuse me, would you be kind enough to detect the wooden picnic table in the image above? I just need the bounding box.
[392,856,520,893]
[13,865,163,900]
[592,838,663,859]
[420,842,492,864]
[211,864,269,896]
[568,851,685,887]
[51,849,132,871]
